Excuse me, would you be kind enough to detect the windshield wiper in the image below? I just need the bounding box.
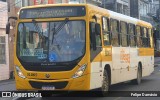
[52,18,69,44]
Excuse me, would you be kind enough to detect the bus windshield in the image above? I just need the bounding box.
[17,20,85,63]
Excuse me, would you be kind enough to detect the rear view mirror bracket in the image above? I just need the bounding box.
[6,17,18,34]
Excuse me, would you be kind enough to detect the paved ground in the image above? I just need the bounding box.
[1,65,157,100]
[0,57,160,100]
[29,66,160,100]
[154,57,160,64]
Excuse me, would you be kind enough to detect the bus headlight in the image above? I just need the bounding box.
[72,64,87,78]
[15,66,26,79]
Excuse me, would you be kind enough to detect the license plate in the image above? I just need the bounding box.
[42,86,55,90]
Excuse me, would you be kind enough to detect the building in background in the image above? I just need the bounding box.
[139,0,155,25]
[130,0,139,19]
[0,0,9,80]
[148,0,159,25]
[101,0,130,16]
[130,0,158,26]
[101,0,158,26]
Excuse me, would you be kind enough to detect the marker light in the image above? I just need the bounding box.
[15,66,26,79]
[72,64,87,78]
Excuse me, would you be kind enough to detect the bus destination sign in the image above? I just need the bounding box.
[20,6,86,19]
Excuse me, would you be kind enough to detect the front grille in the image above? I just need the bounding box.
[29,81,68,89]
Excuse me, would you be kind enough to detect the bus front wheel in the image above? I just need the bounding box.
[100,69,109,96]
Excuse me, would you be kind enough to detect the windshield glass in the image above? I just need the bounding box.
[17,20,85,63]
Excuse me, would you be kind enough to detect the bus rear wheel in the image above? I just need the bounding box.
[132,64,142,85]
[99,69,109,96]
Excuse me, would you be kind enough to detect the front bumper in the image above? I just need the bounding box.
[16,74,90,91]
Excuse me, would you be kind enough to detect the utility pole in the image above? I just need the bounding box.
[104,0,106,8]
[157,0,160,52]
[156,0,160,51]
[156,0,160,37]
[159,0,160,22]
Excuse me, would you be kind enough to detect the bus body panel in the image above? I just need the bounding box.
[14,4,154,91]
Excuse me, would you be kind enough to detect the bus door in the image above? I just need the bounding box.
[90,22,103,89]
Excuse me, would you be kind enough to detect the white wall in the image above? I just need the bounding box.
[0,1,10,80]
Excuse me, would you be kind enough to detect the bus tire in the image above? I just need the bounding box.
[99,69,109,96]
[132,64,142,85]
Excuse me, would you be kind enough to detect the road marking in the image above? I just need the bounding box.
[12,97,21,100]
[113,97,122,100]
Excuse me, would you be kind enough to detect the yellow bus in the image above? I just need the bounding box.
[6,3,154,96]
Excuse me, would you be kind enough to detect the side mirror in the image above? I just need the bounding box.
[6,22,10,34]
[95,23,101,35]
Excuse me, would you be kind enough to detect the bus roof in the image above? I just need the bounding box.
[87,4,152,28]
[20,3,152,28]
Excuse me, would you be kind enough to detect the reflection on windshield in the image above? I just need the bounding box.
[17,21,85,63]
[49,21,85,62]
[17,22,48,62]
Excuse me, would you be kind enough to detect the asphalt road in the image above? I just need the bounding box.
[0,66,159,100]
[0,57,160,100]
[28,65,160,100]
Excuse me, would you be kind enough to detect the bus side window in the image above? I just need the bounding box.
[142,27,148,47]
[136,26,142,47]
[146,28,149,47]
[129,24,136,47]
[148,28,152,48]
[120,21,128,47]
[111,19,120,47]
[102,17,110,45]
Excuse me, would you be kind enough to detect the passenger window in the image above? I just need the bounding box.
[136,26,142,47]
[142,28,148,47]
[102,17,109,32]
[120,21,128,47]
[111,19,119,46]
[102,17,110,45]
[148,28,152,48]
[129,24,136,47]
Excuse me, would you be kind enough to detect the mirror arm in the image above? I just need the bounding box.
[92,15,97,22]
[8,17,18,22]
[6,17,17,34]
